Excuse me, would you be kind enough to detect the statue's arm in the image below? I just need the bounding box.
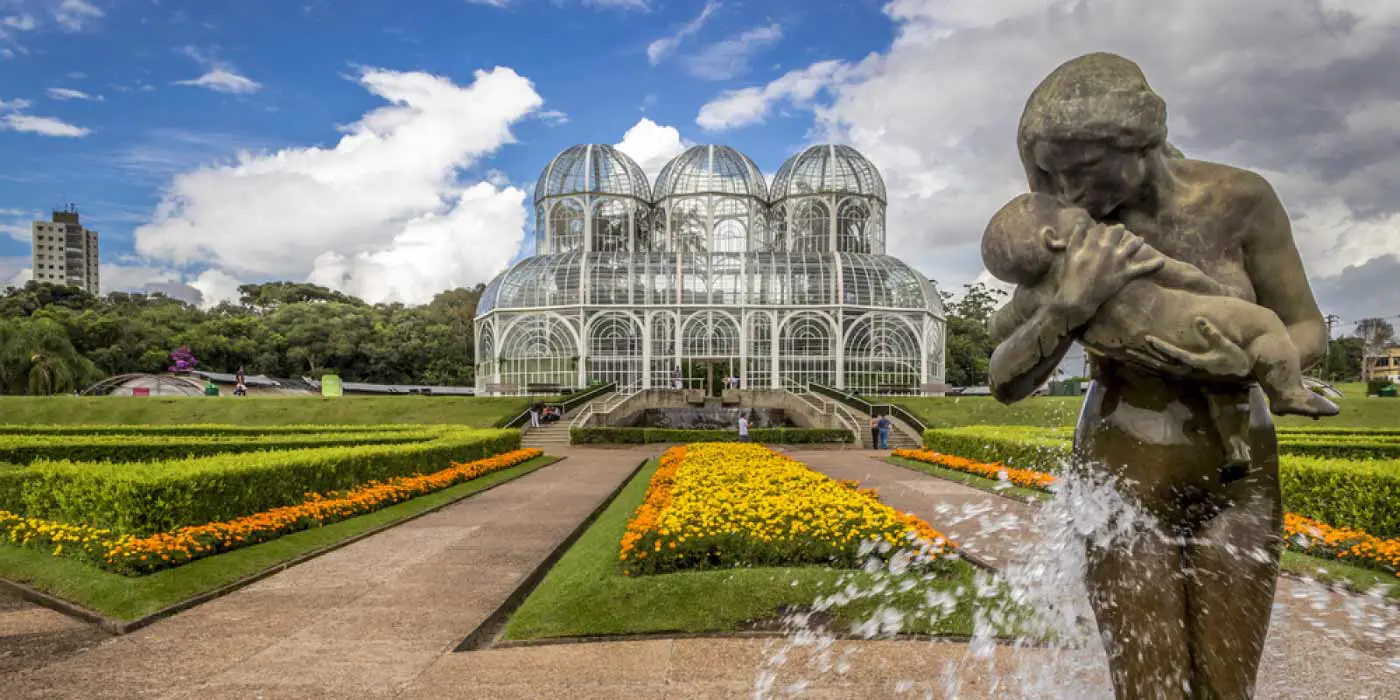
[1150,252,1231,297]
[1240,173,1328,369]
[987,290,1080,404]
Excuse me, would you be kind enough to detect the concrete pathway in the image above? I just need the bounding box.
[4,449,648,699]
[6,447,1397,699]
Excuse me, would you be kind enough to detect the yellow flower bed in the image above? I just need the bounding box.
[619,443,956,576]
[0,448,542,575]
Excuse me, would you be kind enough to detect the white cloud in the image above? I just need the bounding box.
[684,23,782,81]
[47,87,100,101]
[134,66,544,305]
[463,0,511,6]
[647,1,720,65]
[1,256,31,289]
[3,14,38,31]
[188,268,243,308]
[694,0,1400,319]
[582,0,650,9]
[2,224,30,242]
[98,263,181,295]
[0,97,32,110]
[537,109,568,126]
[696,59,855,130]
[53,0,102,31]
[614,117,688,183]
[1,112,90,137]
[176,67,261,94]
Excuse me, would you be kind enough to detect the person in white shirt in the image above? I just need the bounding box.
[737,414,750,442]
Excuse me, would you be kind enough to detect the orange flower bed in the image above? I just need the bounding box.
[1,448,542,575]
[892,448,1058,490]
[893,447,1400,578]
[1284,513,1400,577]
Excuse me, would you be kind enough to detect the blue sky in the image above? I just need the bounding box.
[1,0,898,303]
[2,0,1398,341]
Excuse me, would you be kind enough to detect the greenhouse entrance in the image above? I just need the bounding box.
[683,358,738,396]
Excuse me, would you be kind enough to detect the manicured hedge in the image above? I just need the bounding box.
[571,427,852,445]
[922,426,1400,538]
[0,424,425,436]
[0,428,520,536]
[0,430,437,465]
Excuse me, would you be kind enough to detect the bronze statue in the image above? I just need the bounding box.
[985,53,1333,698]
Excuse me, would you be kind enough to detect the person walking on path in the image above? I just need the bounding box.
[737,414,750,442]
[869,416,880,450]
[876,413,891,450]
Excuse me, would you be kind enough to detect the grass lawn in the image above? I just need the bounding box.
[504,458,1002,641]
[884,389,1400,430]
[883,456,1400,602]
[0,395,543,427]
[0,455,559,622]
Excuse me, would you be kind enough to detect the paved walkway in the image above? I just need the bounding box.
[5,447,1398,699]
[5,450,648,699]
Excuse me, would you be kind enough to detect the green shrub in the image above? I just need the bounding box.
[0,430,439,465]
[4,428,520,536]
[0,424,427,436]
[922,426,1400,538]
[569,427,851,445]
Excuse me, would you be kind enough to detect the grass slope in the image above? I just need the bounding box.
[505,458,996,641]
[0,396,540,427]
[885,387,1400,430]
[0,455,558,621]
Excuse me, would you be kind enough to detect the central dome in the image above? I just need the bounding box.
[653,145,767,200]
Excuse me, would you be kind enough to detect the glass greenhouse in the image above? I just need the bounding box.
[475,143,946,394]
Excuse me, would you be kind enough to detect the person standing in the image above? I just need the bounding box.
[737,414,750,443]
[876,413,891,450]
[529,403,541,428]
[869,416,880,450]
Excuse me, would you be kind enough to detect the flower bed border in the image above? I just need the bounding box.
[892,448,1400,579]
[0,454,562,634]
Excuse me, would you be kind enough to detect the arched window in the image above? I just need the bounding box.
[649,312,678,387]
[592,198,631,252]
[682,310,740,358]
[499,315,579,388]
[548,198,586,253]
[780,312,836,387]
[587,313,643,388]
[844,313,920,393]
[790,199,830,252]
[476,322,497,389]
[836,199,871,253]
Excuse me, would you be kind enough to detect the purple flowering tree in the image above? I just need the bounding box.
[168,346,199,373]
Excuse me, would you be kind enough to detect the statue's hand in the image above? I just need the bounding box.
[1052,223,1164,328]
[1125,317,1252,379]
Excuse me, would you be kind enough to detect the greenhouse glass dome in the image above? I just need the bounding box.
[475,143,946,394]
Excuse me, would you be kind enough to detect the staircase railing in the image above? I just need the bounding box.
[779,380,862,442]
[501,381,617,430]
[809,383,929,436]
[568,383,641,430]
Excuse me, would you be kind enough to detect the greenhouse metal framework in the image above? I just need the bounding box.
[474,143,947,393]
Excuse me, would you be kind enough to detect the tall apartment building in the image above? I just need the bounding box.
[30,207,100,295]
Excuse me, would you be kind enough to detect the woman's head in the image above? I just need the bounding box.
[1018,53,1168,217]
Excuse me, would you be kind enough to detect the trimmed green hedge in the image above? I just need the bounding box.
[922,426,1400,538]
[570,427,852,445]
[0,423,426,436]
[0,428,520,536]
[0,430,438,465]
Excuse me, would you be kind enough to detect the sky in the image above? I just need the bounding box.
[1,0,1398,343]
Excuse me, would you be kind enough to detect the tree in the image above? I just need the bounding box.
[939,282,1007,387]
[0,317,101,395]
[1356,318,1397,381]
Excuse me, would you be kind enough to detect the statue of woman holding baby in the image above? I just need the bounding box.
[985,52,1331,699]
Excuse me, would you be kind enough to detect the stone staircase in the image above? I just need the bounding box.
[521,419,572,450]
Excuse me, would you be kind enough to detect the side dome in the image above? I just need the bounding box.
[533,144,651,204]
[653,145,767,200]
[770,144,886,202]
[839,254,942,314]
